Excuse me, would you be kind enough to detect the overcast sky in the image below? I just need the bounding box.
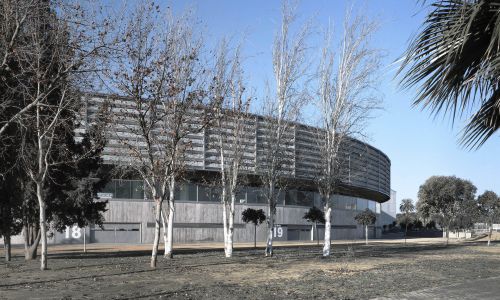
[167,0,500,207]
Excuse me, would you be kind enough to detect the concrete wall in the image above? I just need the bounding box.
[93,199,380,244]
[1,196,385,246]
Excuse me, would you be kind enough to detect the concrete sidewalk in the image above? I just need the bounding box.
[3,237,452,256]
[376,276,500,300]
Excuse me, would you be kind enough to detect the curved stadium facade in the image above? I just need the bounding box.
[54,95,393,244]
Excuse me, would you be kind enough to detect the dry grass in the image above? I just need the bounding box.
[1,241,500,299]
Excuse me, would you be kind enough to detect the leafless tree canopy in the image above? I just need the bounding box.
[208,39,252,257]
[103,2,213,266]
[315,10,381,256]
[259,0,312,257]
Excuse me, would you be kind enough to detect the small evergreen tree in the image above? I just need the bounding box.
[20,117,111,260]
[400,199,415,245]
[242,208,266,248]
[478,191,500,246]
[354,209,377,245]
[0,172,24,262]
[303,206,325,245]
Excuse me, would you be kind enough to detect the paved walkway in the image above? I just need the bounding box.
[4,237,451,256]
[375,276,500,300]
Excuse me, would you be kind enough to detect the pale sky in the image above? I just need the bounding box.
[166,0,500,208]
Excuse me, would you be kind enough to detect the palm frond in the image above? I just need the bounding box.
[461,89,500,148]
[398,0,500,148]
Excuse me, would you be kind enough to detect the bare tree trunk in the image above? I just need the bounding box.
[25,226,41,260]
[224,193,235,258]
[446,228,449,246]
[36,183,47,270]
[165,181,175,259]
[4,234,11,262]
[161,207,168,251]
[254,224,257,248]
[323,204,332,256]
[365,225,368,245]
[405,223,408,246]
[23,225,29,259]
[222,202,228,253]
[488,225,492,246]
[265,204,274,257]
[315,222,319,246]
[151,200,162,268]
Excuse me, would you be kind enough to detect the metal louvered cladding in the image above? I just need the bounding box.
[83,95,390,199]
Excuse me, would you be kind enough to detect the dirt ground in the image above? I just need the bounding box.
[1,240,500,299]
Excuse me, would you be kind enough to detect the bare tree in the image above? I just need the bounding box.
[258,0,311,257]
[106,3,209,267]
[0,0,114,138]
[209,40,251,257]
[315,12,381,257]
[8,0,115,270]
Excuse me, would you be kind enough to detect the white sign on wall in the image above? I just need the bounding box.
[97,192,113,199]
[65,225,82,239]
[273,225,283,238]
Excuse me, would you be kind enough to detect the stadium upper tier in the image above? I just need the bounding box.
[82,94,391,202]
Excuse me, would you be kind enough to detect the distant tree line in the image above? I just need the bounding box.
[396,176,500,246]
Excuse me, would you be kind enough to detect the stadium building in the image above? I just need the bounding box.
[50,94,394,245]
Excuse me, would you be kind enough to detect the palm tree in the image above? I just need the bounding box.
[400,199,415,245]
[399,1,500,148]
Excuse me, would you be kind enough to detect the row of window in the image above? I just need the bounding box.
[98,179,380,213]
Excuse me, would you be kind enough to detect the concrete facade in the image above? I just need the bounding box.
[2,94,392,245]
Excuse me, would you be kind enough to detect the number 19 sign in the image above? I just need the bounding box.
[272,225,287,240]
[273,226,283,238]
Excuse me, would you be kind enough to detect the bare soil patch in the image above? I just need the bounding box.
[1,241,500,299]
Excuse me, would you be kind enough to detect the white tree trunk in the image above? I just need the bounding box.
[36,183,48,270]
[4,234,11,262]
[225,193,235,258]
[222,200,228,256]
[365,225,368,245]
[165,190,175,259]
[161,207,168,251]
[323,204,332,256]
[150,200,162,268]
[488,225,492,246]
[163,177,175,258]
[265,204,274,257]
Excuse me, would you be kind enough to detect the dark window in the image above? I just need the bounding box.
[131,181,144,199]
[357,198,367,211]
[346,198,357,210]
[296,190,314,207]
[247,187,267,204]
[115,180,132,199]
[285,190,298,205]
[175,183,197,201]
[368,200,376,212]
[314,192,322,207]
[198,186,220,202]
[236,189,247,204]
[102,181,115,197]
